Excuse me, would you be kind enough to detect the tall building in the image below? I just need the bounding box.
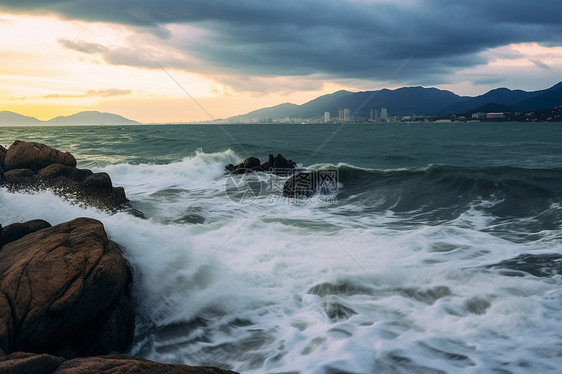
[380,108,388,121]
[343,108,350,122]
[324,112,330,123]
[375,109,379,121]
[338,109,344,121]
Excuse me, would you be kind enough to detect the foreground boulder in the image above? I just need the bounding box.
[0,219,51,247]
[0,351,238,374]
[0,141,128,211]
[0,217,134,358]
[226,153,297,175]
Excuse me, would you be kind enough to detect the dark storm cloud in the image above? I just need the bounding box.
[3,0,561,82]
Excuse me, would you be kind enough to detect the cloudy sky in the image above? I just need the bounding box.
[1,0,561,122]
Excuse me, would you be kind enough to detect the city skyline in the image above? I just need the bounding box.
[1,1,561,123]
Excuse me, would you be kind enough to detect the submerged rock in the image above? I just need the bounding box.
[0,217,135,358]
[322,296,357,321]
[282,170,338,198]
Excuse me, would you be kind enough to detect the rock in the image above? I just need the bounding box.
[0,351,64,374]
[0,219,51,248]
[0,140,130,211]
[59,354,239,374]
[37,163,93,183]
[3,140,76,172]
[282,171,338,198]
[0,145,6,168]
[0,352,238,374]
[273,153,296,169]
[226,154,297,175]
[80,172,113,190]
[2,168,38,186]
[37,166,128,209]
[231,157,262,174]
[0,218,134,358]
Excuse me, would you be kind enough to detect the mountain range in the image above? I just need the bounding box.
[0,111,139,125]
[227,82,562,121]
[2,82,562,124]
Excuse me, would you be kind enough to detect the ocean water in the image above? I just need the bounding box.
[1,122,561,373]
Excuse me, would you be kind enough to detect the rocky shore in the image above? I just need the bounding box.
[0,142,237,373]
[0,141,128,211]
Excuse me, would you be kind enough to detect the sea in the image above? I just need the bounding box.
[1,122,561,374]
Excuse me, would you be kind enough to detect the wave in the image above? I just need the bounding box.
[89,151,562,234]
[297,163,562,243]
[2,157,562,373]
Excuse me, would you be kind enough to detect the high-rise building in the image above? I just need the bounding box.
[374,109,379,121]
[343,108,350,122]
[380,108,388,121]
[338,109,344,121]
[324,112,330,123]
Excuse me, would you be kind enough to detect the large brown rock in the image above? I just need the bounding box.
[3,140,76,172]
[1,138,130,211]
[0,219,51,248]
[0,351,238,374]
[0,218,134,358]
[2,168,37,186]
[37,164,93,183]
[0,351,65,374]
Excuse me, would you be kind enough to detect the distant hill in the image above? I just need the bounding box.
[0,111,139,126]
[513,82,562,111]
[229,102,300,122]
[230,87,462,121]
[469,103,515,114]
[227,82,562,121]
[0,111,43,125]
[47,111,139,125]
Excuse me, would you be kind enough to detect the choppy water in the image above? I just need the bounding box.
[1,122,562,373]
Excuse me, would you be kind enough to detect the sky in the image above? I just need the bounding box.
[1,0,561,123]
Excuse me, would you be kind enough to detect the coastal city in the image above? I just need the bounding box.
[225,105,562,124]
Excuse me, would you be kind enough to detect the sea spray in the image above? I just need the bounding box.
[1,123,561,373]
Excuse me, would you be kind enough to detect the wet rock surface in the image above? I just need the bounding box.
[0,218,135,358]
[282,170,338,198]
[225,153,297,174]
[0,351,238,374]
[0,141,129,211]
